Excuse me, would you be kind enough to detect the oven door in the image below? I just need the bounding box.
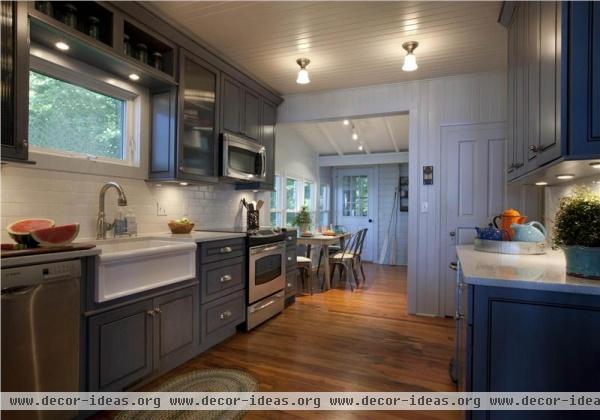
[222,133,267,182]
[248,241,285,304]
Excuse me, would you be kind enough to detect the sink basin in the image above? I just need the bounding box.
[94,238,197,302]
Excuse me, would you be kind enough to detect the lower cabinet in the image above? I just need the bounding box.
[87,285,199,391]
[199,290,245,352]
[284,269,297,307]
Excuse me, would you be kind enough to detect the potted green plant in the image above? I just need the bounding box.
[553,186,600,279]
[294,206,312,234]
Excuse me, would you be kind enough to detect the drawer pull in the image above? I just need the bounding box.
[220,274,233,283]
[454,311,465,321]
[219,310,232,320]
[154,307,162,314]
[147,310,156,317]
[219,246,232,253]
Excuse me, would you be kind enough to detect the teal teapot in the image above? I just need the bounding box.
[510,221,546,242]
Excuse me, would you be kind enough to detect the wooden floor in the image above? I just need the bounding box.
[133,264,459,420]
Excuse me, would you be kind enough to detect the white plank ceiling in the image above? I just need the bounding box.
[280,113,409,156]
[147,1,507,94]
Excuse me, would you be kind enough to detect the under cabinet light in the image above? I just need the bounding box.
[179,182,189,186]
[556,174,575,180]
[590,162,600,169]
[55,41,70,51]
[535,182,548,186]
[129,73,140,81]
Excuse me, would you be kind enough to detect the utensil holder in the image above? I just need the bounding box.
[247,210,260,231]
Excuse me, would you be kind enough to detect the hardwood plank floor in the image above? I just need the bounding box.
[121,263,459,420]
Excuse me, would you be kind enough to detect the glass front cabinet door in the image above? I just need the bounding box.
[177,51,220,181]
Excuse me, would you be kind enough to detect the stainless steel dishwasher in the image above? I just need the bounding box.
[2,259,81,419]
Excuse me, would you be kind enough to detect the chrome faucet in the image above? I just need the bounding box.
[96,181,128,240]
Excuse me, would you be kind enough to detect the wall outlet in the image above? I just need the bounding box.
[156,202,167,216]
[420,201,429,213]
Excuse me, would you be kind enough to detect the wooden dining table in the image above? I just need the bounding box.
[296,232,351,290]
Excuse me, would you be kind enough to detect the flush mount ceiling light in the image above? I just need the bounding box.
[296,58,311,84]
[590,162,600,169]
[402,41,419,72]
[535,181,548,186]
[128,73,140,81]
[556,174,575,180]
[55,41,70,51]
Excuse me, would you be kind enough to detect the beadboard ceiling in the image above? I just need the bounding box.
[147,1,507,94]
[280,113,409,156]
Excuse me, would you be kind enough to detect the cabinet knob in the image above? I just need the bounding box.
[220,274,232,283]
[529,145,539,152]
[219,310,232,320]
[154,307,162,314]
[219,246,232,253]
[147,310,156,317]
[454,311,465,321]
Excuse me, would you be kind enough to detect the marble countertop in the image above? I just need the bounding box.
[1,231,246,268]
[456,245,600,296]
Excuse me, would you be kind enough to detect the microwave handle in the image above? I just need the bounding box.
[261,148,267,179]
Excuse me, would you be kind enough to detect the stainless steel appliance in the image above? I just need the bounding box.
[221,132,267,182]
[2,259,81,420]
[247,230,286,330]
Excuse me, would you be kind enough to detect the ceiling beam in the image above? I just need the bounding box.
[317,123,344,156]
[383,116,400,153]
[319,152,408,167]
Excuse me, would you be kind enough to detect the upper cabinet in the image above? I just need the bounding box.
[221,74,262,142]
[261,100,277,189]
[1,1,29,162]
[503,1,600,184]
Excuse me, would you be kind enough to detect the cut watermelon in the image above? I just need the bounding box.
[7,218,55,247]
[30,224,80,247]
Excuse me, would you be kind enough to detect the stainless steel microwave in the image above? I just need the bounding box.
[221,133,267,182]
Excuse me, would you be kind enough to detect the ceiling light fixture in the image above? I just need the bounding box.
[556,174,575,180]
[296,58,311,84]
[402,41,419,72]
[55,41,70,51]
[343,119,349,126]
[128,73,140,81]
[179,182,189,186]
[352,132,358,141]
[590,162,600,169]
[535,181,548,186]
[358,143,364,151]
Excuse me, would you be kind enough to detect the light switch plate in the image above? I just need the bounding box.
[421,201,429,213]
[156,202,167,216]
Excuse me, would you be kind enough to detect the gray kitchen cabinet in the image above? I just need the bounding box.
[1,1,29,162]
[200,290,245,352]
[220,73,262,142]
[502,1,599,184]
[87,285,199,391]
[199,256,245,304]
[462,283,600,420]
[261,100,277,189]
[88,299,154,391]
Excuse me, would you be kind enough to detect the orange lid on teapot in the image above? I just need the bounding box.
[500,208,522,217]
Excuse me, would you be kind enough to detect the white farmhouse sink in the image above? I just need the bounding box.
[94,239,197,303]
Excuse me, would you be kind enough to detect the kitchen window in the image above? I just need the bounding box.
[285,177,300,227]
[269,175,282,227]
[28,54,141,169]
[318,183,330,227]
[269,175,317,228]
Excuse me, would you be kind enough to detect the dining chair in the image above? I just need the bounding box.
[328,225,349,254]
[354,228,368,285]
[329,230,363,291]
[296,244,315,295]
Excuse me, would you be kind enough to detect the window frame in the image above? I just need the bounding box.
[269,173,317,228]
[27,48,149,179]
[318,183,331,228]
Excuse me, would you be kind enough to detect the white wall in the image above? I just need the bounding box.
[1,166,256,242]
[377,163,409,265]
[278,71,507,316]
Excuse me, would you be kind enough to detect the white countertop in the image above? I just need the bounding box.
[1,231,246,268]
[456,245,600,296]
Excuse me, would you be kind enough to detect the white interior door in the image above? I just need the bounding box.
[335,167,377,261]
[440,123,506,316]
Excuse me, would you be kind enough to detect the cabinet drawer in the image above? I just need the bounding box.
[200,257,245,303]
[202,290,245,336]
[285,270,297,298]
[285,247,297,270]
[284,230,297,246]
[199,238,245,264]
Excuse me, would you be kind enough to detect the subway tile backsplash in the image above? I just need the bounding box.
[1,166,256,242]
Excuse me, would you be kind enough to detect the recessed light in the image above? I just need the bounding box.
[535,181,548,186]
[179,182,189,186]
[129,73,140,81]
[55,41,70,51]
[556,174,575,180]
[590,162,600,169]
[352,132,358,141]
[343,119,349,126]
[358,144,364,151]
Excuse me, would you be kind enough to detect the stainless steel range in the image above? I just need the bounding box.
[246,230,286,330]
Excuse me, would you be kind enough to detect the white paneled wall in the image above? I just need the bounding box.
[1,166,255,242]
[279,71,507,316]
[377,164,409,266]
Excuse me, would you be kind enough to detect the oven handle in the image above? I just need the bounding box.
[250,241,285,256]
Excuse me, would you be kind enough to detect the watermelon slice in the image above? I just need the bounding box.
[7,218,55,247]
[30,224,80,247]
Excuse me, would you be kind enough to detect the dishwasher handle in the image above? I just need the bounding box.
[1,285,39,296]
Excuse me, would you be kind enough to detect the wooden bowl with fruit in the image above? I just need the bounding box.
[168,218,195,234]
